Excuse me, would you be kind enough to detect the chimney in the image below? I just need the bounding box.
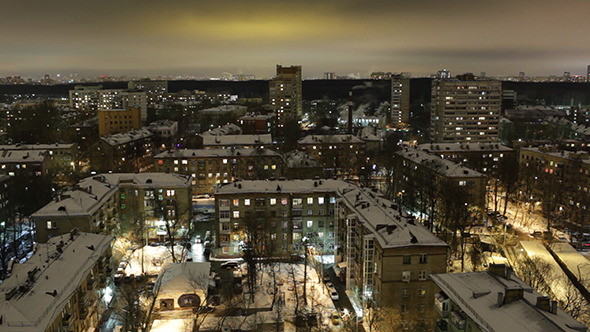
[488,263,507,277]
[348,91,353,134]
[536,296,551,312]
[496,292,504,307]
[504,286,524,304]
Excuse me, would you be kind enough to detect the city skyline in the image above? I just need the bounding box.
[2,0,590,78]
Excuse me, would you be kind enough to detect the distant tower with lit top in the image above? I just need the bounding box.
[269,65,302,126]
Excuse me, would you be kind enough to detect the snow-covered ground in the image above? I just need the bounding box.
[124,245,188,276]
[520,240,580,301]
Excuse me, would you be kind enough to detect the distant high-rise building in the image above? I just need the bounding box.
[480,72,486,78]
[587,65,590,82]
[324,72,336,80]
[269,65,302,126]
[430,78,501,143]
[390,73,411,125]
[519,72,525,81]
[564,71,571,81]
[437,69,451,79]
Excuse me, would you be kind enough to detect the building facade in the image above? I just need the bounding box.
[90,128,154,173]
[97,108,141,136]
[269,65,302,126]
[154,148,283,196]
[32,173,192,242]
[297,134,366,176]
[430,79,501,143]
[391,73,411,126]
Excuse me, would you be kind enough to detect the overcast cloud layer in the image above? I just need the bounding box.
[1,0,589,78]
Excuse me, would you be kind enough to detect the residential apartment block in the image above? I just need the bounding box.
[214,179,343,256]
[90,128,154,173]
[430,79,501,143]
[431,265,587,332]
[297,134,366,175]
[391,73,411,125]
[154,148,283,196]
[417,142,514,174]
[395,148,487,209]
[0,231,114,332]
[97,107,141,136]
[336,185,448,327]
[269,65,302,125]
[214,179,448,327]
[0,149,50,177]
[32,173,191,242]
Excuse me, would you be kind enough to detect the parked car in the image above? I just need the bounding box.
[330,291,339,301]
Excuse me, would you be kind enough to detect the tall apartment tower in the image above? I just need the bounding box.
[430,78,501,143]
[587,65,590,82]
[391,73,411,125]
[269,65,302,126]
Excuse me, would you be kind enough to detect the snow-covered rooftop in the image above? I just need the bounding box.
[199,105,247,113]
[155,148,279,159]
[238,112,276,121]
[201,123,242,136]
[358,126,381,141]
[0,143,76,151]
[202,134,272,147]
[396,148,485,178]
[521,147,590,165]
[298,134,364,145]
[431,271,587,332]
[101,128,153,146]
[284,150,321,168]
[149,120,177,128]
[337,185,447,249]
[215,179,349,196]
[417,142,513,153]
[0,232,114,332]
[32,173,191,218]
[0,150,47,163]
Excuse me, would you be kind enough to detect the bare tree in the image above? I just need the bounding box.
[559,282,590,324]
[514,255,553,295]
[115,281,158,332]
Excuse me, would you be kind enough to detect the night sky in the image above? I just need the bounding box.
[2,0,589,78]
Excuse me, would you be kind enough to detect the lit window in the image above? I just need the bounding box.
[318,197,324,205]
[232,199,239,207]
[307,197,313,204]
[245,199,250,206]
[223,159,228,164]
[174,160,179,165]
[233,211,240,218]
[281,198,288,205]
[182,160,188,165]
[270,198,277,205]
[307,220,313,228]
